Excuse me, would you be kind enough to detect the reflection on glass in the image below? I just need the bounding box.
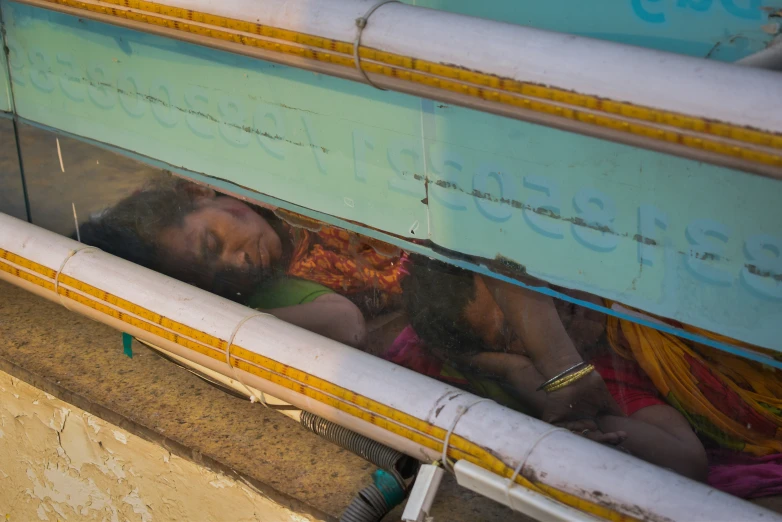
[400,257,782,498]
[20,124,781,501]
[20,124,159,237]
[77,173,406,348]
[0,118,27,221]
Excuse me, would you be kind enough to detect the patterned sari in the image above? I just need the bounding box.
[606,310,782,456]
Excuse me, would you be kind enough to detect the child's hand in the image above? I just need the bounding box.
[556,419,627,446]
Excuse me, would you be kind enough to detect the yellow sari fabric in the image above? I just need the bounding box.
[606,312,782,456]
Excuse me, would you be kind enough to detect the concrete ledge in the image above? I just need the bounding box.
[0,279,525,521]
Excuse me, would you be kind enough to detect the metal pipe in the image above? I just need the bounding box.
[0,212,778,522]
[11,0,782,179]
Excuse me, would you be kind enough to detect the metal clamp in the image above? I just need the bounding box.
[354,0,400,90]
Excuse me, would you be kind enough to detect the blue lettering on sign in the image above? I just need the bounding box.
[473,165,514,223]
[149,80,178,127]
[118,74,147,118]
[632,0,666,23]
[741,234,782,300]
[387,139,425,197]
[571,188,619,252]
[57,53,85,102]
[632,0,762,23]
[13,41,782,309]
[353,129,375,183]
[184,85,213,138]
[637,205,668,266]
[254,103,286,160]
[676,0,711,11]
[523,175,565,239]
[5,36,27,87]
[720,0,762,19]
[29,47,55,93]
[429,145,469,211]
[685,219,733,286]
[87,63,116,109]
[302,114,328,175]
[218,96,250,147]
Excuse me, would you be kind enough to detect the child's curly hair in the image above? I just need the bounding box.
[402,254,486,356]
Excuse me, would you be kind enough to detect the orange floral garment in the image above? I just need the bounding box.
[286,225,408,306]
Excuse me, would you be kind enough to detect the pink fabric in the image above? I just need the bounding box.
[387,327,782,499]
[383,326,468,385]
[707,450,782,499]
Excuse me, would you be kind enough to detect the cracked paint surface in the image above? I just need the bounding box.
[0,371,316,522]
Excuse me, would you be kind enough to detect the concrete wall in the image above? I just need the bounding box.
[0,370,316,522]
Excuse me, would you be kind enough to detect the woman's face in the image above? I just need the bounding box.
[157,194,283,294]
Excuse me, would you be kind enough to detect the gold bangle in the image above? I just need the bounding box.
[543,364,595,393]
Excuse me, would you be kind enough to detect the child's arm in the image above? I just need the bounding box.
[263,293,367,348]
[464,352,546,414]
[479,276,623,424]
[597,406,708,481]
[465,352,625,445]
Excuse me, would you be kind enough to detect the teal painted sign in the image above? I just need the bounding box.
[414,0,781,62]
[2,1,781,351]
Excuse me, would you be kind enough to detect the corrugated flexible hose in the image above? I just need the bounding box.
[299,411,418,521]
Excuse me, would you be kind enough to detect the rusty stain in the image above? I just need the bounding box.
[278,103,318,115]
[745,264,782,281]
[693,251,722,262]
[629,262,643,292]
[94,79,329,153]
[574,488,675,522]
[429,175,647,238]
[633,234,657,246]
[704,41,721,59]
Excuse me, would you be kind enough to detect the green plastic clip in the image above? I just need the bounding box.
[122,332,133,358]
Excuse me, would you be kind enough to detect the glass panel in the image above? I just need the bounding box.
[0,118,27,221]
[17,124,782,503]
[19,124,159,237]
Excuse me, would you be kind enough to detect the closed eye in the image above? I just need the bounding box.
[202,230,223,262]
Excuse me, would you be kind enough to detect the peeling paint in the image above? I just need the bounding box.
[0,371,319,522]
[122,489,151,522]
[745,264,782,281]
[426,175,667,241]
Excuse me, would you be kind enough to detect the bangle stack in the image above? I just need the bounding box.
[536,362,595,393]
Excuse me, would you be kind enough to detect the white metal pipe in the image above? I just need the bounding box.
[123,0,782,135]
[0,212,779,522]
[454,460,601,522]
[15,0,782,179]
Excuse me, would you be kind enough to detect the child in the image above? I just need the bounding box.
[78,175,407,348]
[394,255,709,481]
